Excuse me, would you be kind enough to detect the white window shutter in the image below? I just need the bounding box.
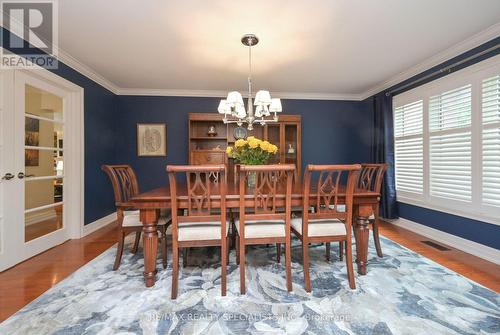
[394,100,423,137]
[429,85,472,131]
[429,132,472,201]
[395,137,423,193]
[394,101,423,194]
[482,75,500,207]
[429,85,472,202]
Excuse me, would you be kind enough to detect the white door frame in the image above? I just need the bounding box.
[0,66,84,271]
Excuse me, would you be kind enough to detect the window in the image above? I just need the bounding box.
[393,55,500,224]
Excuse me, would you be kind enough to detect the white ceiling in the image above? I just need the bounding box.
[54,0,500,99]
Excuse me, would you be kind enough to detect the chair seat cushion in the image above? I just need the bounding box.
[122,210,171,227]
[177,221,229,241]
[235,219,285,238]
[291,217,346,237]
[319,204,346,212]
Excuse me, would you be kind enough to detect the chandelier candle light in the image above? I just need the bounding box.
[218,34,282,130]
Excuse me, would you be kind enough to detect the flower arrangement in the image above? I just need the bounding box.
[226,136,278,165]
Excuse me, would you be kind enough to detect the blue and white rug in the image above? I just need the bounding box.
[0,234,498,334]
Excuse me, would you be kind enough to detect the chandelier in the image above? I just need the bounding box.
[217,34,282,130]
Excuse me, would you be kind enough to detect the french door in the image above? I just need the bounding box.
[0,69,84,271]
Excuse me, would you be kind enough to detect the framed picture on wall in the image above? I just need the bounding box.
[137,123,167,157]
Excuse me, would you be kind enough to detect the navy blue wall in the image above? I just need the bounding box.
[1,27,118,225]
[368,37,500,250]
[115,96,373,191]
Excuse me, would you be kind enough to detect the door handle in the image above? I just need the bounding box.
[17,172,35,179]
[1,173,14,180]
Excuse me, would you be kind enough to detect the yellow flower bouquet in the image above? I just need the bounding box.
[226,136,278,165]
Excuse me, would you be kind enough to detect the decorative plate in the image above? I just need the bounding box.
[233,126,247,140]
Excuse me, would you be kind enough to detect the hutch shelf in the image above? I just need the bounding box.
[189,113,302,182]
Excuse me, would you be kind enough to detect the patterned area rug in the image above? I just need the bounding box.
[0,235,498,335]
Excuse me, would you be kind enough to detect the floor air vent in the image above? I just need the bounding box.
[421,240,451,251]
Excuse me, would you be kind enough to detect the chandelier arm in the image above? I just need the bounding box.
[222,118,244,124]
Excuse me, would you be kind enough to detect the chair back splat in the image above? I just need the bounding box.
[168,165,227,226]
[357,163,387,193]
[238,164,295,225]
[303,164,361,225]
[101,165,140,208]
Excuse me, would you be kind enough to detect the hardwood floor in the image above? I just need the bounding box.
[377,221,500,293]
[25,214,63,242]
[0,223,117,322]
[0,220,498,323]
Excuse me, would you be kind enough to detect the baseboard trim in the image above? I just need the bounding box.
[82,212,116,237]
[390,218,500,265]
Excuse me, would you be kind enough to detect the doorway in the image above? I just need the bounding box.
[0,68,84,271]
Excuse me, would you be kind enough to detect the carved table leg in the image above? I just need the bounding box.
[354,216,370,275]
[353,204,372,276]
[141,209,159,287]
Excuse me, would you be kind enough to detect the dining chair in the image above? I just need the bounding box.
[101,165,170,270]
[235,164,295,294]
[167,164,229,299]
[235,164,303,263]
[232,163,281,255]
[291,164,361,291]
[337,163,388,260]
[354,163,388,257]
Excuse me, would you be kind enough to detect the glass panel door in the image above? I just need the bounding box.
[24,85,64,242]
[1,69,79,272]
[284,124,298,166]
[266,124,281,164]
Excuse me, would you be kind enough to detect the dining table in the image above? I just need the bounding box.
[130,180,380,287]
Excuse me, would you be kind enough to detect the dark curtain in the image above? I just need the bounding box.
[372,92,398,219]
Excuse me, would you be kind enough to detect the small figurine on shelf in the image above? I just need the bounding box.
[207,125,217,137]
[287,143,295,154]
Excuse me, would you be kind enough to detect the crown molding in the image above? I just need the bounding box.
[117,87,364,101]
[358,22,500,100]
[57,49,120,94]
[116,88,228,98]
[265,91,363,101]
[1,22,120,94]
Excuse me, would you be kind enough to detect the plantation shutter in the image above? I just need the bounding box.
[429,85,472,202]
[394,100,423,194]
[482,75,500,207]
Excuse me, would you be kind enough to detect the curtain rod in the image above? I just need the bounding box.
[385,43,500,96]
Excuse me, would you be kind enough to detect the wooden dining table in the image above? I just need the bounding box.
[130,181,380,287]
